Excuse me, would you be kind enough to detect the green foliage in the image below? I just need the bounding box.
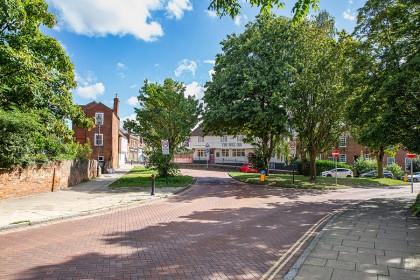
[146,150,179,177]
[348,0,420,153]
[247,151,266,172]
[295,159,353,176]
[355,157,377,175]
[386,163,404,178]
[412,193,420,217]
[124,79,201,176]
[207,0,319,22]
[75,140,93,161]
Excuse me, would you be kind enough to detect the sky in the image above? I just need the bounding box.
[43,0,366,125]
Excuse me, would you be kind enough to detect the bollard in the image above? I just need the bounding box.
[151,174,155,195]
[260,170,266,183]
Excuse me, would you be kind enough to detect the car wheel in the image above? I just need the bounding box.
[414,178,419,183]
[327,174,332,177]
[346,175,351,178]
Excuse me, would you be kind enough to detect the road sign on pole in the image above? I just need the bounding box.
[332,149,340,158]
[332,149,340,186]
[161,139,169,155]
[205,143,210,154]
[407,151,416,193]
[289,141,297,155]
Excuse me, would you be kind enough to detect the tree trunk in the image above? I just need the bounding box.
[377,146,384,178]
[309,150,317,180]
[301,152,308,176]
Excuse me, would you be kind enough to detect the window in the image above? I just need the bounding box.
[94,134,103,146]
[339,154,347,163]
[216,152,220,157]
[364,154,370,160]
[197,149,206,158]
[232,149,246,157]
[221,149,229,157]
[221,136,228,142]
[387,157,395,165]
[237,135,244,142]
[98,156,104,162]
[317,154,322,160]
[339,137,346,147]
[198,136,204,142]
[95,113,104,125]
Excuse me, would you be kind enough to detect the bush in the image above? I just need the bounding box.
[295,159,353,176]
[248,152,266,171]
[355,157,377,175]
[385,163,404,178]
[147,150,179,177]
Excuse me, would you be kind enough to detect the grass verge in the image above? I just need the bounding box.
[229,172,409,190]
[109,166,193,189]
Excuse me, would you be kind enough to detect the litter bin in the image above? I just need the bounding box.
[260,170,266,182]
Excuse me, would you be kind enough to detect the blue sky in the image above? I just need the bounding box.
[44,0,365,124]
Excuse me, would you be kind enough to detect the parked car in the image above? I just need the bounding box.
[360,170,394,179]
[400,172,420,182]
[240,163,258,173]
[321,168,353,178]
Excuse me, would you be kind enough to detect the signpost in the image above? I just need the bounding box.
[161,140,169,184]
[290,141,297,184]
[407,151,416,193]
[205,143,210,168]
[332,149,340,186]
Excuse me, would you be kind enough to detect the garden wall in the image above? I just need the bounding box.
[0,159,100,199]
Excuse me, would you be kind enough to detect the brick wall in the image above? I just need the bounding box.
[0,160,100,200]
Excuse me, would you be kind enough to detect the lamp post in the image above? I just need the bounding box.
[96,114,102,176]
[407,152,416,193]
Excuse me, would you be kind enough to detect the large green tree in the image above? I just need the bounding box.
[287,12,350,180]
[124,78,201,176]
[347,0,419,176]
[208,0,319,21]
[203,14,291,173]
[0,0,92,168]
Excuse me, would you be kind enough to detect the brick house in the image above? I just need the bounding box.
[73,94,121,170]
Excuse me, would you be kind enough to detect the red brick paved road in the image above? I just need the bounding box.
[0,170,408,280]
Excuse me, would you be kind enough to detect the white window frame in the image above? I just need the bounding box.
[237,135,244,142]
[221,149,229,157]
[232,149,246,157]
[197,149,206,158]
[339,154,347,163]
[95,112,104,125]
[94,133,103,146]
[339,137,346,147]
[387,157,395,165]
[221,136,228,143]
[198,136,204,142]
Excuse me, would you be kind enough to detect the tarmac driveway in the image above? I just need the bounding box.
[0,169,413,280]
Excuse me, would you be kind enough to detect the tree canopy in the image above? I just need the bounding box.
[208,0,319,21]
[347,0,419,176]
[0,0,93,168]
[203,14,291,173]
[124,78,202,176]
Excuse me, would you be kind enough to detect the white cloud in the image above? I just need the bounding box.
[234,14,248,26]
[47,0,192,41]
[74,71,105,99]
[208,69,215,81]
[349,0,354,4]
[117,62,127,70]
[185,82,205,100]
[204,60,215,65]
[75,83,105,99]
[174,59,197,77]
[130,84,139,89]
[205,10,217,19]
[166,0,192,19]
[121,113,137,127]
[343,9,356,21]
[126,96,138,106]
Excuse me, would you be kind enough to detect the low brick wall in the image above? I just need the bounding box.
[0,160,99,200]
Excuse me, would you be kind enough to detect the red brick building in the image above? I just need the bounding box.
[73,94,121,170]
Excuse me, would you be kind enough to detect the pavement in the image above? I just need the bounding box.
[0,163,187,232]
[0,165,419,279]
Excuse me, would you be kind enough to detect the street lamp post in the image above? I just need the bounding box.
[96,115,102,177]
[407,152,416,193]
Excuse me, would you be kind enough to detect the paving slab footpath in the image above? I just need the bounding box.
[0,164,186,232]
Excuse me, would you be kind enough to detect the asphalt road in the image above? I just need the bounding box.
[0,169,411,280]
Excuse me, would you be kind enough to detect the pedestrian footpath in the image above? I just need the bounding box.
[0,164,186,232]
[284,195,420,280]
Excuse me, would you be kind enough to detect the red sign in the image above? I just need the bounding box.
[407,152,416,159]
[332,149,340,158]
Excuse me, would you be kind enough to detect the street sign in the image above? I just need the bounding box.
[407,152,416,159]
[332,149,340,158]
[205,143,210,154]
[161,139,169,155]
[289,141,297,155]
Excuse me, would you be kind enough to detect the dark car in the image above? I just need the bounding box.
[360,170,394,179]
[239,163,258,173]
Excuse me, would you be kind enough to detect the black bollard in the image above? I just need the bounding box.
[151,174,155,195]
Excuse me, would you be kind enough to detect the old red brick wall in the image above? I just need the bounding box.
[0,160,99,200]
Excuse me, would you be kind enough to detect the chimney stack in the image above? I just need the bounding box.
[113,93,120,117]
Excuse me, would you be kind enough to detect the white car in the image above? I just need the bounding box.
[401,172,420,182]
[321,168,353,178]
